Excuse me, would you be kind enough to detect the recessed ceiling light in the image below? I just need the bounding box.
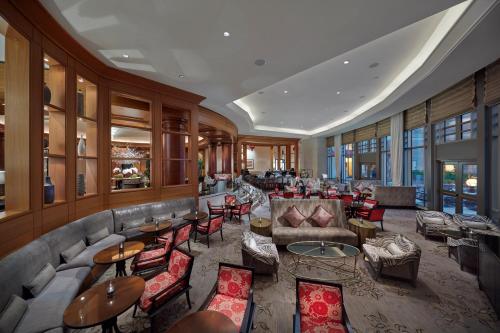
[78,78,84,83]
[369,62,379,68]
[178,74,185,78]
[336,91,341,95]
[344,110,348,113]
[261,111,267,114]
[254,59,266,66]
[43,58,49,62]
[373,76,379,80]
[223,31,230,37]
[122,54,129,58]
[258,91,264,95]
[360,95,365,99]
[284,90,288,94]
[343,60,350,64]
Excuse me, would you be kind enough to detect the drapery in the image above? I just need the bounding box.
[335,134,341,181]
[391,112,404,186]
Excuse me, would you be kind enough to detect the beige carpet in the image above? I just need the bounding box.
[79,201,500,333]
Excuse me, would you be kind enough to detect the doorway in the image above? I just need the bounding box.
[440,161,478,215]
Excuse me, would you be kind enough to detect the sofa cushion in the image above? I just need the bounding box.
[23,263,56,298]
[61,240,86,263]
[87,227,110,245]
[387,243,404,256]
[422,216,445,225]
[15,267,90,333]
[463,221,489,230]
[272,227,357,246]
[310,206,334,228]
[281,206,306,228]
[39,223,86,269]
[0,295,27,333]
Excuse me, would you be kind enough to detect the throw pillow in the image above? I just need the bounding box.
[24,263,55,297]
[121,218,146,231]
[0,295,27,333]
[248,237,258,250]
[387,243,404,256]
[61,240,86,263]
[363,201,376,209]
[464,221,489,230]
[281,206,306,228]
[422,216,445,225]
[87,227,110,245]
[310,206,334,227]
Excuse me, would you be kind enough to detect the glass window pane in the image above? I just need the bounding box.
[443,195,456,214]
[462,199,477,215]
[462,164,478,195]
[442,163,456,192]
[411,127,424,147]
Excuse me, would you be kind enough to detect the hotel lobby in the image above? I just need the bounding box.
[1,1,500,332]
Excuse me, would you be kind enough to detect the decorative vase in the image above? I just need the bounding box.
[43,83,51,105]
[44,176,55,204]
[77,174,86,197]
[77,135,86,157]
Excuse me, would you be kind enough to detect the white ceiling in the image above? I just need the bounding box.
[41,0,499,137]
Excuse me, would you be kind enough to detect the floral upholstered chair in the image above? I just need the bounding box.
[130,237,173,275]
[134,249,194,329]
[230,201,253,223]
[293,277,353,333]
[207,200,225,217]
[158,221,193,252]
[194,215,224,248]
[200,263,255,333]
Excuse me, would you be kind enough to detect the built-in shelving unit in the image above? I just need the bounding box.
[76,75,98,198]
[43,53,66,207]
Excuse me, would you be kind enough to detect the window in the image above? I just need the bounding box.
[360,163,376,179]
[0,17,30,215]
[434,112,477,144]
[341,144,354,182]
[162,107,191,186]
[110,93,152,191]
[327,146,336,179]
[380,136,392,185]
[357,139,376,154]
[404,127,425,206]
[370,138,377,152]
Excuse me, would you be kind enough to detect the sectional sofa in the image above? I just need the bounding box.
[0,197,195,333]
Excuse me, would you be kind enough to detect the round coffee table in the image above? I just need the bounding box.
[139,220,172,243]
[348,218,376,246]
[166,310,238,333]
[94,241,144,277]
[64,276,145,333]
[183,211,208,222]
[286,241,360,281]
[250,217,272,237]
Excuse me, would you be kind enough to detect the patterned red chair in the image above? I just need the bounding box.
[194,215,224,248]
[130,237,173,275]
[199,263,255,333]
[158,221,193,252]
[208,200,226,217]
[134,249,194,329]
[283,192,294,199]
[230,201,253,223]
[293,277,353,333]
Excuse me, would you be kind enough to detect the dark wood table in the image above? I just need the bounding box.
[139,220,172,243]
[166,310,238,333]
[183,211,208,229]
[64,276,145,333]
[94,241,144,277]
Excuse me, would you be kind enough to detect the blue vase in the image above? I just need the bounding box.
[44,176,55,204]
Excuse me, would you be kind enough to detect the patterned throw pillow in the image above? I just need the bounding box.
[310,206,334,228]
[281,206,306,228]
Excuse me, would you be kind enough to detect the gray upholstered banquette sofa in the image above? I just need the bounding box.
[0,197,195,333]
[271,199,357,246]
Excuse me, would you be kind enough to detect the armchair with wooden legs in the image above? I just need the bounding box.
[194,214,224,248]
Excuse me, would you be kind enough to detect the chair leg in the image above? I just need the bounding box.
[187,238,191,252]
[194,230,198,243]
[380,220,384,231]
[132,304,138,318]
[186,290,192,309]
[207,234,210,248]
[220,228,224,241]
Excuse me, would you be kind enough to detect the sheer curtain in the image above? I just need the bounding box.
[390,113,404,186]
[335,134,341,181]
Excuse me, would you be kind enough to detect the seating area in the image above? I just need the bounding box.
[1,1,500,333]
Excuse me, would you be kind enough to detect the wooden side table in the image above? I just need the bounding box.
[93,241,144,277]
[348,218,376,247]
[250,217,272,237]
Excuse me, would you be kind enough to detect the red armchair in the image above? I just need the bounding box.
[159,221,193,252]
[356,206,385,231]
[230,201,252,223]
[284,192,294,199]
[134,249,194,330]
[194,215,224,248]
[207,200,225,217]
[130,237,172,275]
[199,263,255,333]
[293,277,353,333]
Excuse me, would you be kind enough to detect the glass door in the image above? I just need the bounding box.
[440,161,478,215]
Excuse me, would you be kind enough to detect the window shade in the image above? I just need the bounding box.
[485,60,500,105]
[430,76,475,123]
[355,124,376,142]
[342,131,355,144]
[326,136,335,147]
[404,103,426,129]
[376,118,390,137]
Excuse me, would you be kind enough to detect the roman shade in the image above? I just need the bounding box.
[430,76,475,123]
[326,136,335,147]
[355,124,376,142]
[376,118,391,137]
[404,103,426,130]
[485,60,500,105]
[341,131,355,144]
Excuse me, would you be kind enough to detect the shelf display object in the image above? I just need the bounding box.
[111,93,152,191]
[43,53,66,205]
[76,75,98,198]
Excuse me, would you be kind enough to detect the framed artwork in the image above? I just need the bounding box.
[246,159,254,169]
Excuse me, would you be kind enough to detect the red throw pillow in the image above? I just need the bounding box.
[310,206,334,227]
[281,206,306,228]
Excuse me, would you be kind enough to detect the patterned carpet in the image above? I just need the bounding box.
[78,199,500,333]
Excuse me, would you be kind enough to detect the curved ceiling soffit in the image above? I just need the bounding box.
[231,0,486,137]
